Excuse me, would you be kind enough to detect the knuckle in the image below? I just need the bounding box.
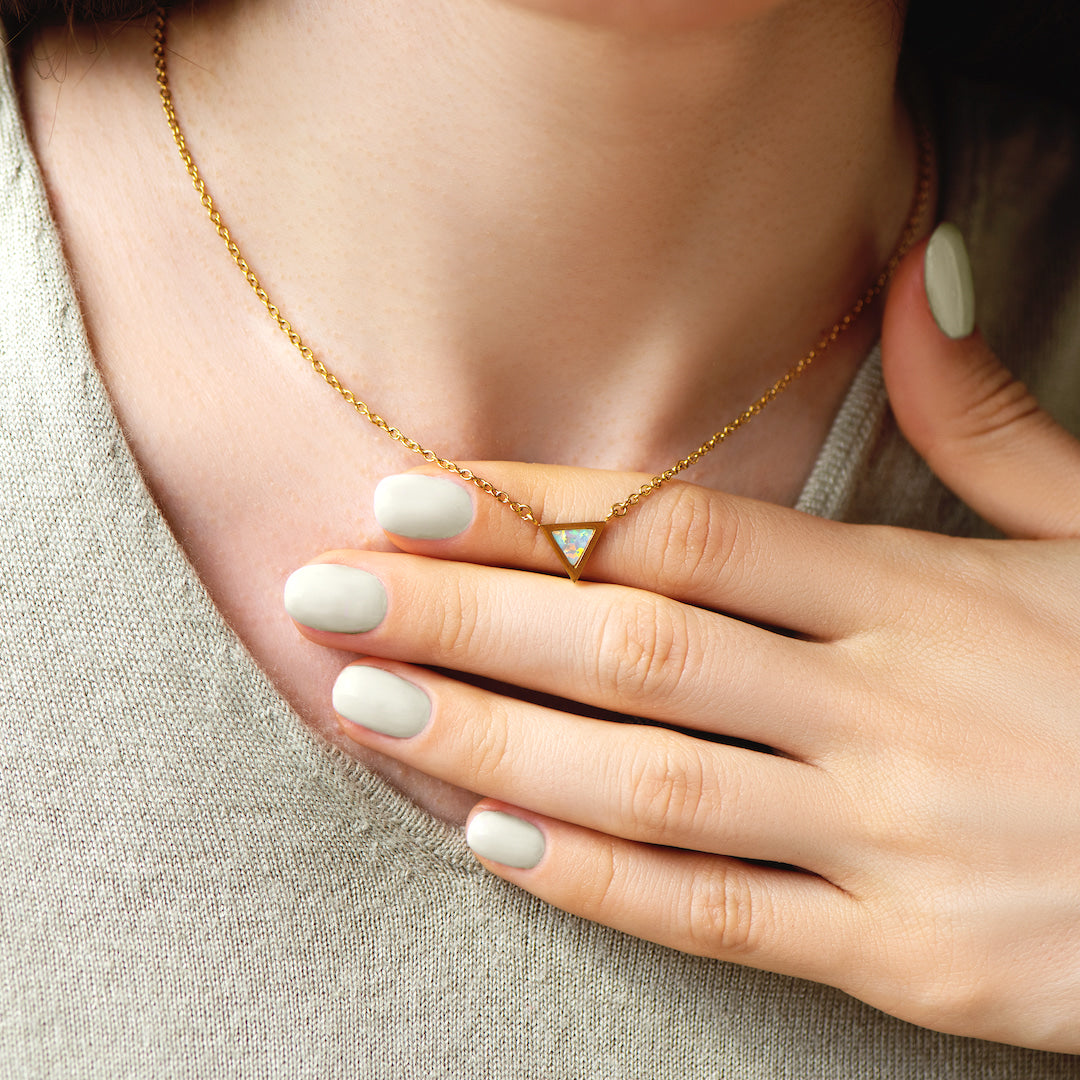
[469,698,513,782]
[647,483,752,595]
[432,575,481,660]
[624,739,710,842]
[901,977,985,1034]
[865,930,995,1038]
[949,363,1044,447]
[683,862,764,958]
[594,595,693,707]
[575,837,622,915]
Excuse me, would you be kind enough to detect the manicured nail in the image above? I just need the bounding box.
[466,811,546,870]
[332,665,431,738]
[283,564,387,633]
[924,222,976,339]
[374,474,474,539]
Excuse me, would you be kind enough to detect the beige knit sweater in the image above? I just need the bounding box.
[2,28,1079,1079]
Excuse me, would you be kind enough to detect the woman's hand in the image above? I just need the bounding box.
[283,235,1080,1053]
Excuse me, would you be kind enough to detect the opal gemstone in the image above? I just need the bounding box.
[539,520,606,581]
[551,528,595,566]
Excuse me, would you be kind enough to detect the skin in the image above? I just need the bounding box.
[299,250,1080,1051]
[16,0,1080,1053]
[18,0,917,822]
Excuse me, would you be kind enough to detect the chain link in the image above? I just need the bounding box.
[154,9,931,528]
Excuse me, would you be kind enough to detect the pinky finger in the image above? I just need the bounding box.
[465,801,854,986]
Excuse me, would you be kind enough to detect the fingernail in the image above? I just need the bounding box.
[374,474,474,539]
[924,222,976,339]
[466,810,546,870]
[283,564,387,633]
[332,665,431,738]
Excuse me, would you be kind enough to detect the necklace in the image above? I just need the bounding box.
[152,11,932,583]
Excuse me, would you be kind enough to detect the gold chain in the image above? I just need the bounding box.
[153,9,931,527]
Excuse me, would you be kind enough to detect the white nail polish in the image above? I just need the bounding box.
[374,474,474,539]
[466,811,545,870]
[332,665,431,738]
[283,564,387,633]
[925,222,976,340]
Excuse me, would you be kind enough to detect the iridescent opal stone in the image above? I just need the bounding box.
[539,520,606,581]
[551,528,595,566]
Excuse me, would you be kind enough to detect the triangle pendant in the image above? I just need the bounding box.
[539,521,607,583]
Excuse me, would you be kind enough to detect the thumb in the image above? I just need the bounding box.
[881,222,1080,538]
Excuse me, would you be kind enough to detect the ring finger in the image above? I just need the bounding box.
[332,659,840,874]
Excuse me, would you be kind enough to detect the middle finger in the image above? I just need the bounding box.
[285,552,846,759]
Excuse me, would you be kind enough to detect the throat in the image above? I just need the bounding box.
[150,0,920,473]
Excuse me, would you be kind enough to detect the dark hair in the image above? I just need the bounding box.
[905,0,1080,110]
[1,0,156,34]
[2,0,1079,110]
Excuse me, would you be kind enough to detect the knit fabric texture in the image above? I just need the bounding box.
[3,32,1080,1080]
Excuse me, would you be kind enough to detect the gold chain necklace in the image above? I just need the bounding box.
[152,10,931,582]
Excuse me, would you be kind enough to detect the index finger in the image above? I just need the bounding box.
[371,463,915,639]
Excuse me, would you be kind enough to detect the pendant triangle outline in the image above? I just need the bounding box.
[538,521,607,583]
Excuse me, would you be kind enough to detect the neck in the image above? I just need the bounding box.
[164,0,921,482]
